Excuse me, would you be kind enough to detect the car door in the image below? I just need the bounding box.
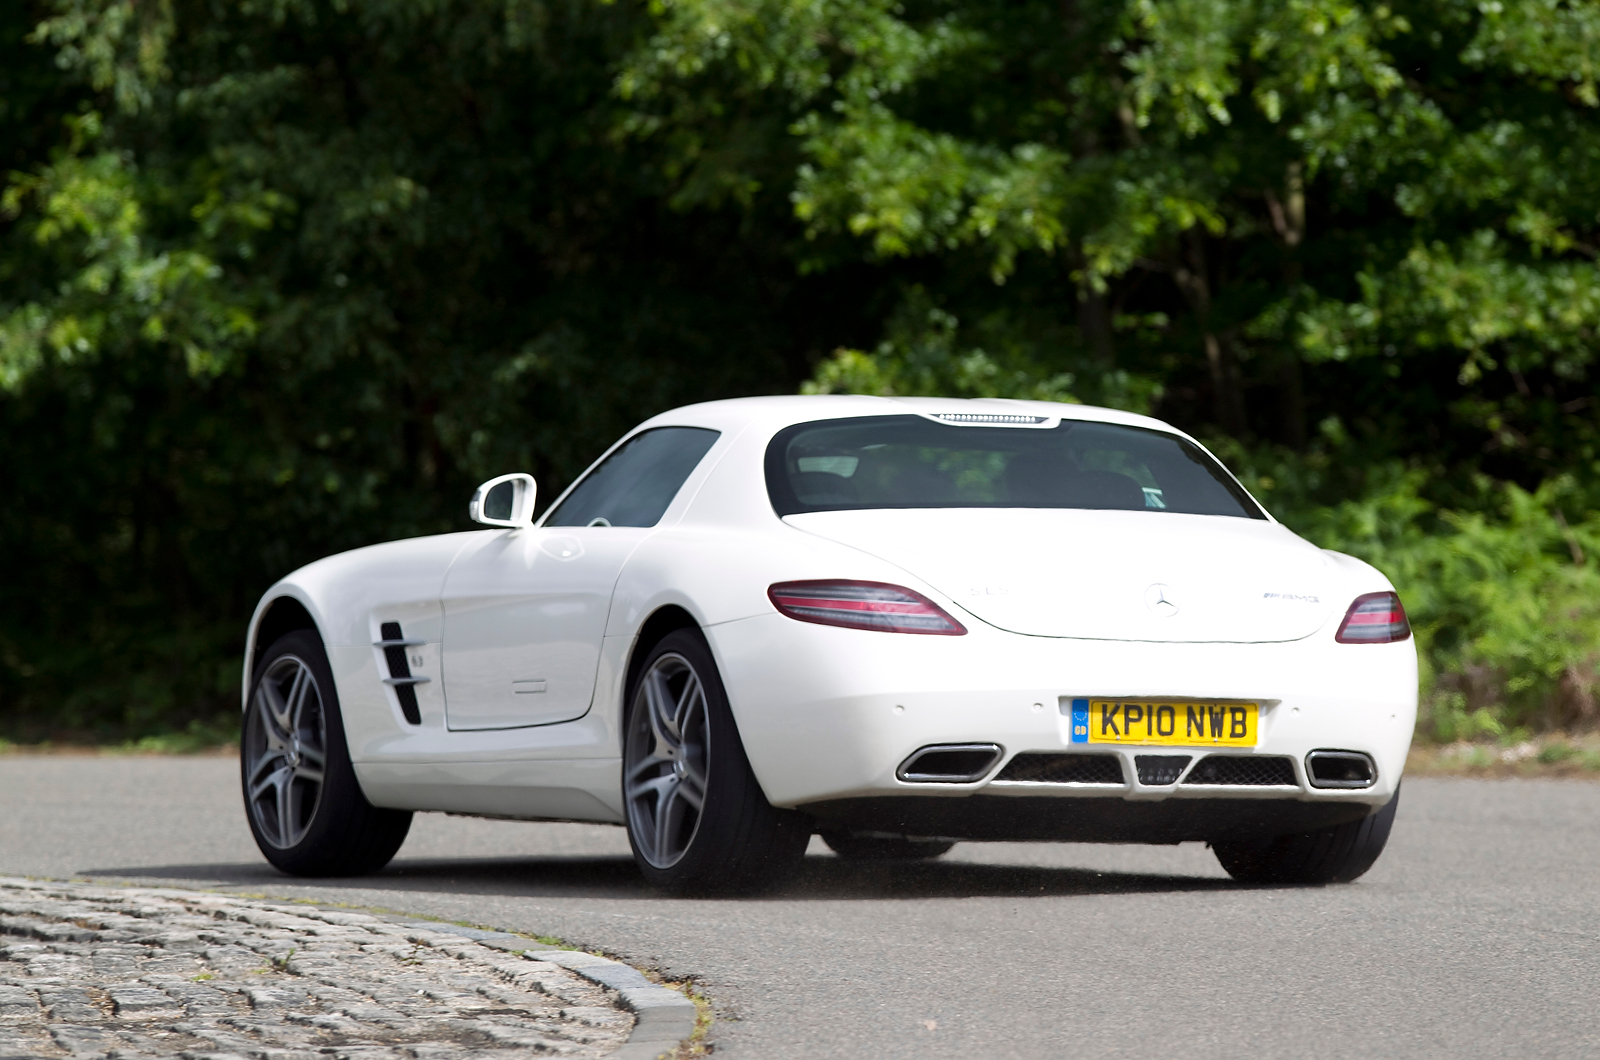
[439,426,721,731]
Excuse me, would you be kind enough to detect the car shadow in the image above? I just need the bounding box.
[79,853,1244,901]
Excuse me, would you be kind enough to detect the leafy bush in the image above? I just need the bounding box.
[1265,468,1600,740]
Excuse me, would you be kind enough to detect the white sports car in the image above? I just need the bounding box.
[241,396,1416,892]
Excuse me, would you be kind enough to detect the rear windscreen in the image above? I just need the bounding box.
[765,415,1264,519]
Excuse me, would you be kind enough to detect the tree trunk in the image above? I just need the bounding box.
[1267,161,1308,447]
[1077,279,1116,368]
[1279,352,1307,449]
[1173,228,1245,436]
[1201,331,1245,437]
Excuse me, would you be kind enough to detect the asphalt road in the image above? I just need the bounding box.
[1,757,1596,1059]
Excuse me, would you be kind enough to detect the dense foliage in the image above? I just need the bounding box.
[3,0,1600,740]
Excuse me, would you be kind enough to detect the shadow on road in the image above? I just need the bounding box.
[80,853,1239,901]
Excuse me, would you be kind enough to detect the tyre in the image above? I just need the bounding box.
[821,832,955,861]
[622,629,810,894]
[1212,785,1401,884]
[242,630,413,876]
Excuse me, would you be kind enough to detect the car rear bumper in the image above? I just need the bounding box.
[708,612,1417,825]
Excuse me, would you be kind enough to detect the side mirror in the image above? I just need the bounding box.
[469,473,537,528]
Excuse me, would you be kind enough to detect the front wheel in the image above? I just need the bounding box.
[242,630,413,876]
[1212,785,1401,884]
[623,629,810,894]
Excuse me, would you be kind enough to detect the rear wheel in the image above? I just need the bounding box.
[1213,785,1401,884]
[623,629,810,894]
[242,630,412,876]
[821,832,955,861]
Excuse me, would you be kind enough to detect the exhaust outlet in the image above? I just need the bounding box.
[1306,750,1377,789]
[897,744,1003,783]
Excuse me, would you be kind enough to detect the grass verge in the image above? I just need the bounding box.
[1406,732,1600,778]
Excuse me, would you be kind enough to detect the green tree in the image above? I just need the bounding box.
[0,0,854,737]
[8,0,1600,738]
[623,0,1600,464]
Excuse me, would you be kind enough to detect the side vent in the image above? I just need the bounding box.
[376,621,425,725]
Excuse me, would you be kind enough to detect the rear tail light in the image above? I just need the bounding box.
[1335,591,1411,643]
[768,580,967,635]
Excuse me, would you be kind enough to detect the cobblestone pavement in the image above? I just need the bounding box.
[0,879,633,1059]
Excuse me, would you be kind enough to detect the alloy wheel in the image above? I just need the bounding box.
[624,652,710,868]
[244,654,328,849]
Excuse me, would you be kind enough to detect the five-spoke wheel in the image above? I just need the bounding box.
[244,653,329,850]
[241,630,413,876]
[622,629,810,893]
[624,652,711,868]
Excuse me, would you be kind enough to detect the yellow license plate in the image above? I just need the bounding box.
[1077,699,1258,746]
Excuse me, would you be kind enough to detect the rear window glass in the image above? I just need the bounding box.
[545,427,721,527]
[765,415,1263,519]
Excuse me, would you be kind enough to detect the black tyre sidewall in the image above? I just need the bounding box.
[1214,784,1402,885]
[623,629,808,893]
[243,630,411,877]
[1327,780,1401,883]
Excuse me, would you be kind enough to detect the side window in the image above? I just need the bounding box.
[544,427,721,528]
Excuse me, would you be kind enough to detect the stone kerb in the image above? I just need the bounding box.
[0,878,696,1060]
